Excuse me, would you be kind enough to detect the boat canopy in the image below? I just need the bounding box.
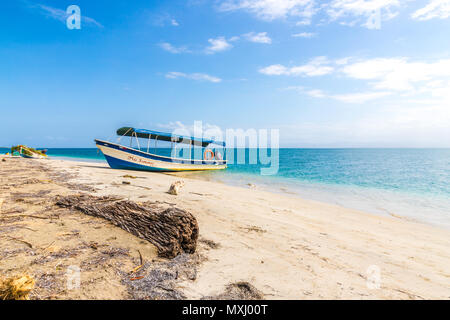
[117,127,226,148]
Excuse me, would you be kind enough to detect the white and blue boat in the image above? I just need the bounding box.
[95,127,227,172]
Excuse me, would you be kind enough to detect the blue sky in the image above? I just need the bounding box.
[1,0,450,147]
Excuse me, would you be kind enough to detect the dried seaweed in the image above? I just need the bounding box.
[121,253,201,300]
[202,281,264,300]
[199,238,221,249]
[0,275,35,300]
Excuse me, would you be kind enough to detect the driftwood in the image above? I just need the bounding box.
[168,181,184,195]
[55,194,198,258]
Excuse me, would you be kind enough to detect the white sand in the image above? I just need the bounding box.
[37,158,450,300]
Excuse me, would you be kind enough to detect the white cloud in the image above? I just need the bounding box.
[268,56,450,91]
[281,56,450,110]
[280,56,450,146]
[306,89,327,98]
[326,0,400,29]
[165,72,186,79]
[165,72,222,83]
[286,86,390,103]
[217,1,450,29]
[342,57,450,91]
[160,32,271,55]
[292,32,316,38]
[411,0,450,20]
[206,37,233,53]
[332,91,392,103]
[219,0,317,22]
[260,56,334,76]
[159,42,189,54]
[335,57,351,65]
[296,19,312,25]
[171,19,179,26]
[327,0,400,18]
[243,32,272,43]
[260,64,289,75]
[218,0,404,28]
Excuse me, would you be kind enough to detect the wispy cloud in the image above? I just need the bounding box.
[151,12,180,27]
[326,0,400,29]
[332,91,392,103]
[282,56,450,108]
[341,57,450,91]
[292,32,316,38]
[264,56,450,93]
[219,0,317,23]
[287,87,328,98]
[219,0,403,29]
[260,56,334,76]
[165,72,222,83]
[411,0,450,20]
[32,3,103,27]
[285,86,391,103]
[335,57,351,65]
[159,31,272,55]
[243,31,272,43]
[159,42,189,54]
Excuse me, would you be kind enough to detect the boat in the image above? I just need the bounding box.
[95,127,227,172]
[11,145,48,159]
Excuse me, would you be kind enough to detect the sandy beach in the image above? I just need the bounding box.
[1,156,449,300]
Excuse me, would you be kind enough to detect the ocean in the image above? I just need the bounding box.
[2,147,449,228]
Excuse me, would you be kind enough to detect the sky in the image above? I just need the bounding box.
[1,0,450,147]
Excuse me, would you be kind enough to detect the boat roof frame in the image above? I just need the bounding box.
[116,127,226,148]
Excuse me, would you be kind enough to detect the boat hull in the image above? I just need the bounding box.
[95,139,227,172]
[19,153,46,159]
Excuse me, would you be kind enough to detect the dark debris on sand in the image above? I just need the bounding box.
[121,253,202,300]
[198,238,221,250]
[202,281,264,300]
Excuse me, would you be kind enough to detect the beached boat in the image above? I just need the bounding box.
[11,145,48,159]
[95,127,227,172]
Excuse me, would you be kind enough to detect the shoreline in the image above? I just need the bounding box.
[29,154,450,230]
[1,156,449,299]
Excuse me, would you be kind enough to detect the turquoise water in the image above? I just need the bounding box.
[2,147,449,227]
